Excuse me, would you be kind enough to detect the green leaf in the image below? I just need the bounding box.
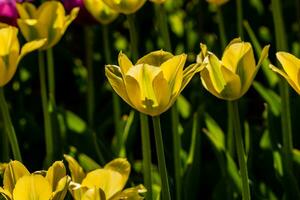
[78,154,101,172]
[225,152,242,193]
[176,95,191,119]
[66,110,87,134]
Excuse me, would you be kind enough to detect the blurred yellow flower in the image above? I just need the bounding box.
[16,1,79,50]
[84,0,118,24]
[197,38,269,100]
[102,0,146,14]
[0,160,70,200]
[270,52,300,94]
[207,0,229,6]
[64,155,146,200]
[0,26,46,87]
[105,50,201,116]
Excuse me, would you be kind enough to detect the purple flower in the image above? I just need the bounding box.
[0,0,18,26]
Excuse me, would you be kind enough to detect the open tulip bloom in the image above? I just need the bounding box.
[64,155,146,199]
[0,160,70,200]
[197,38,270,100]
[16,1,79,50]
[270,52,300,94]
[102,0,146,14]
[0,25,46,87]
[105,50,201,117]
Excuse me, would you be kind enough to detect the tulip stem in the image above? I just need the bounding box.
[102,25,122,154]
[46,48,56,105]
[140,113,153,200]
[216,7,227,49]
[1,126,9,161]
[229,100,250,200]
[236,0,244,39]
[85,27,95,128]
[155,4,182,199]
[152,116,171,200]
[38,51,54,165]
[127,14,139,62]
[0,88,22,162]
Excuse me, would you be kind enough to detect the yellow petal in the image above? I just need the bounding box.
[61,7,80,34]
[219,65,242,100]
[160,54,187,95]
[3,161,30,194]
[104,158,130,184]
[82,188,106,200]
[200,68,225,99]
[118,52,133,75]
[270,64,300,94]
[81,169,124,199]
[110,184,146,200]
[105,65,134,108]
[276,51,300,84]
[16,3,37,19]
[16,19,39,42]
[12,175,52,200]
[46,161,66,191]
[136,50,173,66]
[181,63,204,92]
[51,176,71,200]
[102,0,146,14]
[18,39,47,63]
[64,155,86,184]
[0,187,12,200]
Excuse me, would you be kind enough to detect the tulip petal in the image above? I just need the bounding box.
[181,63,204,92]
[82,188,106,200]
[110,184,147,200]
[51,176,71,200]
[200,68,222,98]
[62,7,80,34]
[3,161,30,194]
[276,51,300,84]
[118,52,133,75]
[105,65,134,108]
[64,155,86,184]
[270,64,300,94]
[136,50,173,66]
[102,0,146,14]
[46,161,66,191]
[18,39,47,63]
[12,175,52,200]
[0,187,12,200]
[219,65,242,100]
[124,75,143,112]
[17,19,39,42]
[81,169,124,199]
[104,158,130,189]
[16,3,37,19]
[160,54,187,95]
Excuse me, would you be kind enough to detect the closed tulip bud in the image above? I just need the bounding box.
[0,0,18,26]
[206,0,229,6]
[198,38,269,100]
[270,52,300,94]
[0,26,46,87]
[105,50,201,116]
[102,0,146,14]
[16,1,79,50]
[0,160,70,200]
[84,0,118,24]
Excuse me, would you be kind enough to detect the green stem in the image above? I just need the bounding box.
[102,25,122,154]
[155,4,172,51]
[152,116,171,200]
[140,113,153,200]
[46,48,56,106]
[236,0,244,38]
[85,26,95,128]
[127,14,139,62]
[229,100,250,200]
[216,7,227,49]
[38,51,53,165]
[0,88,22,161]
[1,125,9,161]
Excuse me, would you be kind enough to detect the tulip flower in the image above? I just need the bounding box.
[206,0,229,6]
[84,0,118,24]
[16,1,79,50]
[270,52,300,94]
[64,155,146,199]
[0,160,70,200]
[102,0,146,14]
[0,0,18,26]
[197,38,270,100]
[0,25,46,87]
[105,50,201,116]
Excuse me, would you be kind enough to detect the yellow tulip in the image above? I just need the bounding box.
[0,160,70,200]
[105,50,201,116]
[102,0,146,14]
[270,52,300,94]
[64,155,146,200]
[16,1,79,50]
[206,0,229,6]
[84,0,119,24]
[0,26,46,87]
[197,38,270,100]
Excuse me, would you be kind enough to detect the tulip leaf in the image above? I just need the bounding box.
[225,152,242,193]
[78,154,101,172]
[273,151,283,177]
[203,113,225,151]
[176,95,191,119]
[65,110,87,134]
[293,149,300,166]
[253,81,281,116]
